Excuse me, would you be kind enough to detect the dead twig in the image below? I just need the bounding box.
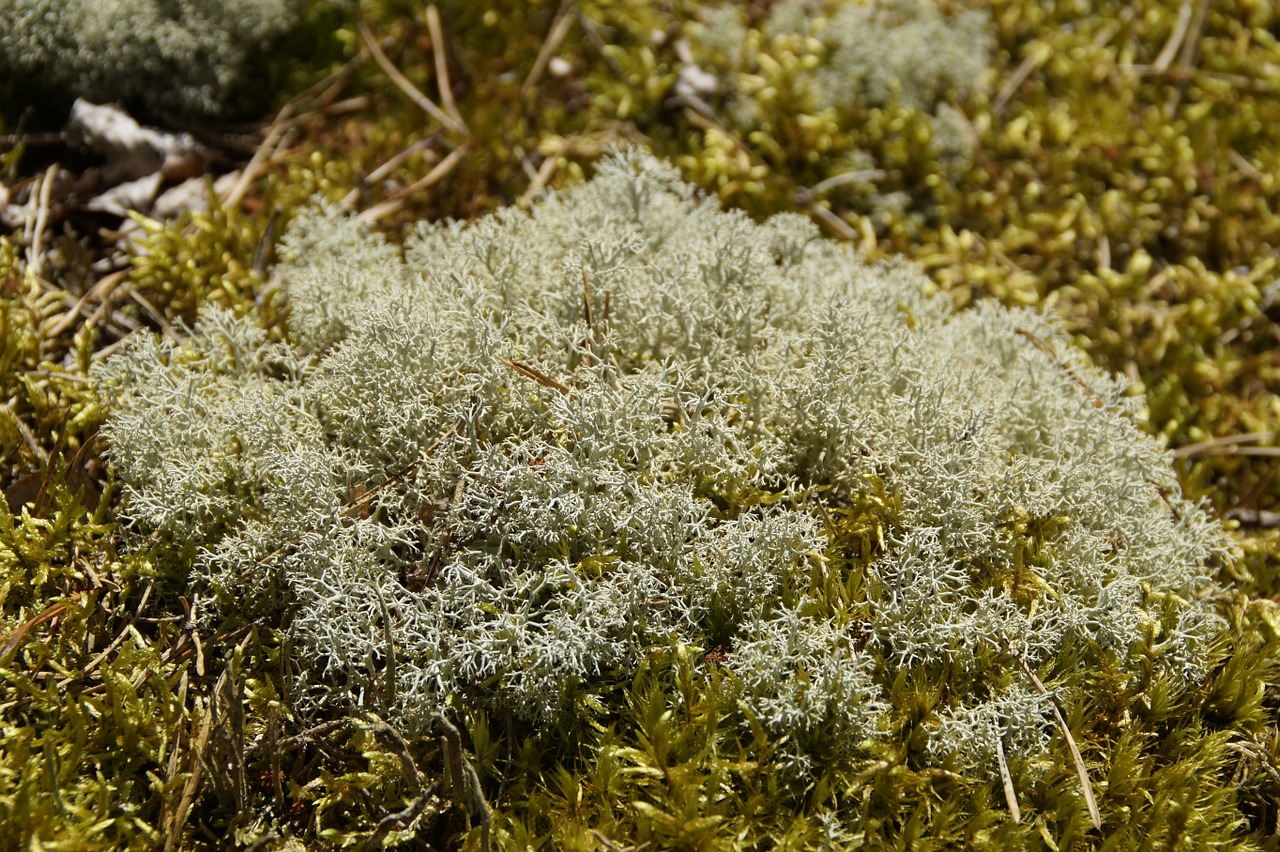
[435,712,492,852]
[362,714,440,847]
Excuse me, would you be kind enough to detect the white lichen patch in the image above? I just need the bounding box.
[96,150,1227,777]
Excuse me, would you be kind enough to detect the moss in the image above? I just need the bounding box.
[5,0,1280,847]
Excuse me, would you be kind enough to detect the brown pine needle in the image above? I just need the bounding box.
[1014,652,1102,830]
[499,357,571,394]
[995,710,1022,824]
[1171,432,1277,459]
[0,601,69,666]
[356,143,469,223]
[993,42,1051,116]
[359,18,465,136]
[523,6,576,94]
[426,5,465,130]
[1153,2,1193,73]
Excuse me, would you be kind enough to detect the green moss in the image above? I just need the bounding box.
[6,0,1280,846]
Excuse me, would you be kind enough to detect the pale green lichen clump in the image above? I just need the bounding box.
[691,0,992,171]
[96,150,1226,779]
[0,0,336,117]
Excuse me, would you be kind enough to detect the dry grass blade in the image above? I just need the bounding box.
[806,199,862,242]
[809,169,889,196]
[1014,652,1102,830]
[4,400,47,464]
[70,581,153,684]
[498,356,571,394]
[426,5,465,129]
[46,269,129,339]
[0,601,69,666]
[164,700,214,852]
[344,137,439,208]
[1166,0,1210,112]
[120,283,178,340]
[26,163,57,276]
[518,135,573,208]
[1157,2,1192,72]
[993,43,1051,116]
[222,104,295,210]
[1153,2,1193,73]
[523,3,576,94]
[356,143,468,223]
[994,710,1022,824]
[1172,432,1275,459]
[359,18,465,136]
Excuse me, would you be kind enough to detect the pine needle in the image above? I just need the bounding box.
[1014,652,1102,830]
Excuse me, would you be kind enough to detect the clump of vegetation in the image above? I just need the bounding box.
[96,152,1233,837]
[5,0,1280,846]
[0,0,348,120]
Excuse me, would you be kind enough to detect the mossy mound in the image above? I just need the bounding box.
[4,0,1280,847]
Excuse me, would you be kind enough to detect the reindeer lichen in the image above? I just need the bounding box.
[97,150,1227,779]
